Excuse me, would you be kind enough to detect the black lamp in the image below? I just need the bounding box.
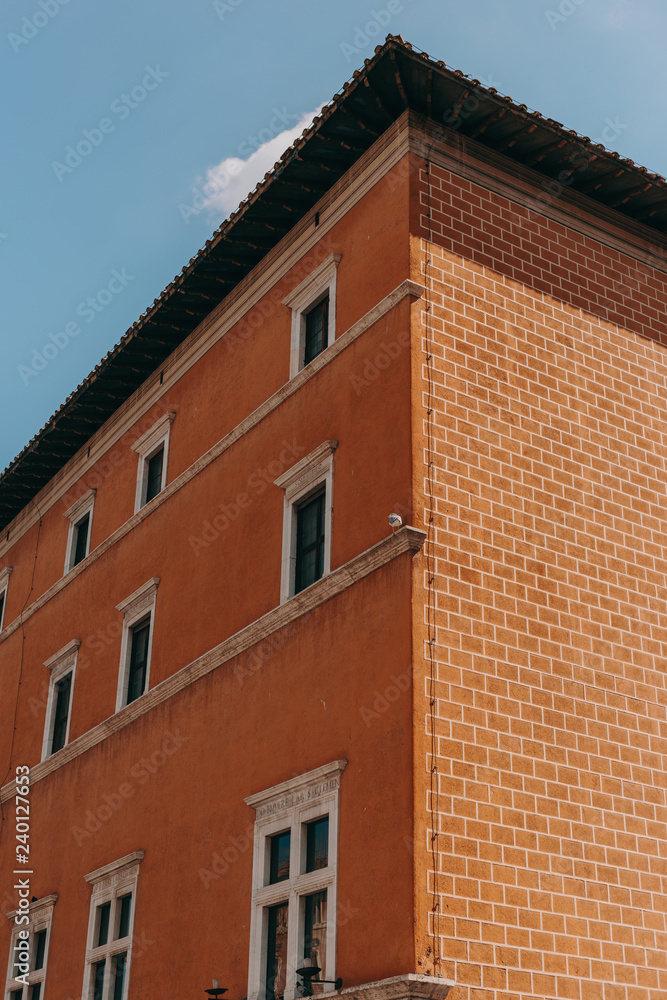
[295,959,343,996]
[205,979,228,1000]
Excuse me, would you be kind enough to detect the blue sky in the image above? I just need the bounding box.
[1,0,665,472]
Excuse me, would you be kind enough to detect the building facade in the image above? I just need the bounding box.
[1,35,667,1000]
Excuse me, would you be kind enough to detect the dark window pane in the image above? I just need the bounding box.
[127,619,150,704]
[11,990,22,1000]
[1,590,6,628]
[93,960,106,1000]
[117,894,132,939]
[33,928,47,970]
[295,489,325,594]
[269,831,290,883]
[113,953,127,1000]
[30,985,41,1000]
[266,902,288,1000]
[306,817,329,872]
[145,448,164,503]
[304,296,328,366]
[304,890,328,987]
[73,512,90,566]
[97,902,111,947]
[51,673,72,754]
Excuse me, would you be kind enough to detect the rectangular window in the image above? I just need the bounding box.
[266,903,288,1000]
[51,673,72,754]
[64,490,95,574]
[42,639,79,761]
[4,895,56,1000]
[131,412,175,512]
[126,619,150,704]
[0,589,5,632]
[295,489,325,594]
[83,853,143,1000]
[245,762,345,1000]
[144,448,164,504]
[275,442,337,604]
[269,831,291,884]
[283,253,341,378]
[72,512,91,566]
[306,817,329,872]
[303,889,328,988]
[303,296,329,366]
[115,579,159,712]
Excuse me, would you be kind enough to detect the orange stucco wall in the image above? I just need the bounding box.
[0,148,421,996]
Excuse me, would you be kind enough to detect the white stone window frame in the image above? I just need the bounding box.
[4,894,57,1000]
[0,566,13,632]
[41,638,80,761]
[115,579,160,713]
[63,489,96,574]
[130,412,175,513]
[245,761,347,1000]
[82,852,144,1000]
[274,442,338,604]
[283,254,342,378]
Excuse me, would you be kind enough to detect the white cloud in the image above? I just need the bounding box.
[198,107,323,219]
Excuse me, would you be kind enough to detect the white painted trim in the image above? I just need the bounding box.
[63,488,96,522]
[132,413,175,513]
[6,894,59,921]
[246,761,347,1000]
[63,490,95,575]
[283,254,342,377]
[130,411,176,455]
[276,442,337,604]
[0,526,426,804]
[44,638,82,671]
[115,577,160,616]
[82,853,143,1000]
[115,580,159,712]
[0,278,423,644]
[84,851,145,885]
[42,638,80,761]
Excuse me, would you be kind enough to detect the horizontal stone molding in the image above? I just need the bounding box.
[0,278,424,646]
[0,525,426,803]
[338,975,455,1000]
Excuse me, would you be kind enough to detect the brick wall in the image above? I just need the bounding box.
[417,155,667,1000]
